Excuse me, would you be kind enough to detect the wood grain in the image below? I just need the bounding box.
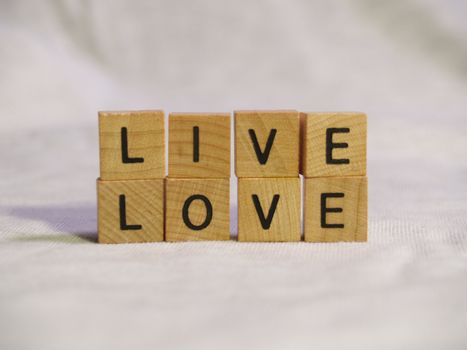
[238,177,300,242]
[97,178,164,244]
[165,178,230,241]
[300,112,366,177]
[304,176,367,242]
[99,110,165,180]
[235,110,299,177]
[168,113,230,178]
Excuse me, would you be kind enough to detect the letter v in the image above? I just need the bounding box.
[251,194,280,229]
[248,129,277,165]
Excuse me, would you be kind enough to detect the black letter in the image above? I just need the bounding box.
[326,128,350,164]
[119,194,143,230]
[121,127,144,163]
[251,194,280,229]
[321,193,344,228]
[193,126,200,162]
[182,194,213,230]
[248,129,277,165]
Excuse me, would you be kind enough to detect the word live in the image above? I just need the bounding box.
[97,110,367,243]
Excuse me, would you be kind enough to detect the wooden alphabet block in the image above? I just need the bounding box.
[165,178,230,241]
[97,178,164,243]
[168,113,231,178]
[300,112,366,177]
[304,176,367,242]
[238,177,300,242]
[235,110,299,177]
[99,110,165,180]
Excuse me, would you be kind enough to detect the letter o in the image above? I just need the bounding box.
[182,194,213,230]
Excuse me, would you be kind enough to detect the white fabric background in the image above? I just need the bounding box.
[1,1,467,349]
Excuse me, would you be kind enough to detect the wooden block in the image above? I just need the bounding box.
[304,176,367,242]
[99,110,165,180]
[165,178,230,241]
[235,110,299,177]
[168,113,230,178]
[238,177,300,242]
[97,178,164,244]
[300,112,366,177]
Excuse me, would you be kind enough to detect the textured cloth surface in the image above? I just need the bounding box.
[1,1,467,350]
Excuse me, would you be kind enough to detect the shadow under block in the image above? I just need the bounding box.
[235,110,299,177]
[304,176,367,242]
[300,112,366,177]
[97,179,164,244]
[99,110,165,180]
[165,178,230,241]
[168,113,230,178]
[238,177,300,242]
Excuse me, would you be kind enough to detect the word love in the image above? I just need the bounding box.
[97,110,367,243]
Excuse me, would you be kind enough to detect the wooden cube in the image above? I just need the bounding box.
[238,177,300,242]
[97,178,164,244]
[165,178,230,241]
[235,110,299,177]
[304,176,367,242]
[168,113,230,178]
[99,110,165,180]
[300,112,366,177]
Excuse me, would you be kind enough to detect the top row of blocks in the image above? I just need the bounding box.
[99,110,366,179]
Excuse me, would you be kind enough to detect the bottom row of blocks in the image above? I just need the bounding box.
[97,177,367,243]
